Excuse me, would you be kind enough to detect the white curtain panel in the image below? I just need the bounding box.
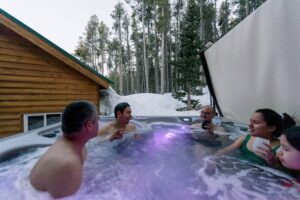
[205,0,300,125]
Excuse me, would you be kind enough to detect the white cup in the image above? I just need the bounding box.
[212,116,222,126]
[252,137,270,151]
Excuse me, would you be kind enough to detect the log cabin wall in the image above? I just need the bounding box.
[0,24,100,137]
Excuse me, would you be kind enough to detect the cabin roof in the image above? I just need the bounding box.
[0,9,112,88]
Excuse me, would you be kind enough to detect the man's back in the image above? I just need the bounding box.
[29,100,98,198]
[29,138,83,198]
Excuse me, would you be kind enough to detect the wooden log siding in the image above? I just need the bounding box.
[0,25,100,137]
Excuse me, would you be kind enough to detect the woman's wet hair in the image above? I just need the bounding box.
[282,126,300,151]
[61,101,97,135]
[255,109,295,137]
[114,102,130,118]
[282,113,296,129]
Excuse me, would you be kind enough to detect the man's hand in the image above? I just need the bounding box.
[134,133,142,140]
[109,129,124,141]
[204,123,214,135]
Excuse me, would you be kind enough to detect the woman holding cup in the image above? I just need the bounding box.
[216,109,295,165]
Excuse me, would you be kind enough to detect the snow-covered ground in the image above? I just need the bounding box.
[100,87,210,116]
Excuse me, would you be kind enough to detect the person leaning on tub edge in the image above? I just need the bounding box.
[29,100,99,198]
[191,105,226,135]
[98,102,137,141]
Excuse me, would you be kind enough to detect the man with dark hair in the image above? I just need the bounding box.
[29,101,99,198]
[114,102,130,118]
[98,102,136,141]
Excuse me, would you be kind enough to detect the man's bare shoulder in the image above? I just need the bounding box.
[98,122,115,136]
[126,123,136,132]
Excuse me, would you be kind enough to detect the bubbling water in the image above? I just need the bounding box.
[0,118,299,200]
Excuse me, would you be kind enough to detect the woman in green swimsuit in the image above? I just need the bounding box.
[216,109,294,165]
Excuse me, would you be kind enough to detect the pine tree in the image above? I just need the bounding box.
[130,10,144,93]
[203,1,217,44]
[172,0,185,92]
[98,21,110,74]
[85,15,100,69]
[122,13,132,95]
[175,0,201,110]
[218,0,231,36]
[230,0,267,29]
[157,0,171,94]
[111,2,126,95]
[74,36,89,63]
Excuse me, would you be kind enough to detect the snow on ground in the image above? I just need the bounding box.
[100,87,210,116]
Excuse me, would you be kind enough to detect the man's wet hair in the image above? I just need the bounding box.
[61,100,97,135]
[114,102,130,118]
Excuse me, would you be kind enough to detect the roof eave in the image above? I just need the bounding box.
[0,9,113,89]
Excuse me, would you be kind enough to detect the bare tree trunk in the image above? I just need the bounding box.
[160,7,165,94]
[246,0,250,16]
[100,52,104,74]
[165,35,169,92]
[199,0,205,93]
[174,0,181,92]
[213,0,218,42]
[187,83,191,110]
[135,52,140,93]
[118,17,123,95]
[154,0,160,94]
[126,36,131,94]
[130,71,135,93]
[199,0,205,41]
[169,36,173,93]
[125,73,129,95]
[142,0,149,93]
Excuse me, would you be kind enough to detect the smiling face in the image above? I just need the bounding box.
[277,134,300,170]
[117,106,132,125]
[248,112,275,138]
[200,106,215,122]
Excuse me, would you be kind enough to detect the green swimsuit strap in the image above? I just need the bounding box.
[240,134,266,164]
[272,145,281,154]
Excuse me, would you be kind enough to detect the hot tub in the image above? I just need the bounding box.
[0,116,299,200]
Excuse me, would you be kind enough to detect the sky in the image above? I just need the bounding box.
[1,0,121,53]
[1,0,225,54]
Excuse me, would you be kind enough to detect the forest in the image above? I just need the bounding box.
[74,0,267,109]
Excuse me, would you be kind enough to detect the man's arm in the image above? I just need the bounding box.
[126,123,136,132]
[98,124,124,142]
[82,146,87,162]
[127,123,142,139]
[98,125,110,136]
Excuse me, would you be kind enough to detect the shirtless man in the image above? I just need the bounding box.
[98,102,136,141]
[29,101,99,198]
[191,105,225,135]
